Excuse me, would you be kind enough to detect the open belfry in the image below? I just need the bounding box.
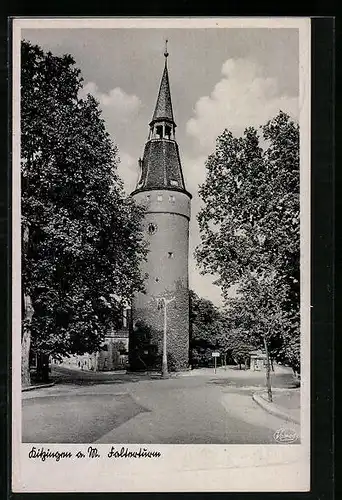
[130,42,192,371]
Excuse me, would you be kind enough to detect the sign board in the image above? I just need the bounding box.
[212,352,220,357]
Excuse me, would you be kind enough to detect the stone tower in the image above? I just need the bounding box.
[130,45,192,372]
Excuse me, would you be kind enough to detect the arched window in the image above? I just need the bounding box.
[156,125,163,138]
[165,125,171,139]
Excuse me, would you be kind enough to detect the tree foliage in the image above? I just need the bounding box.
[189,290,225,367]
[217,326,255,367]
[21,40,148,363]
[196,112,300,371]
[225,271,294,353]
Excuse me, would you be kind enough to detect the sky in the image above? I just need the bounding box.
[22,26,299,306]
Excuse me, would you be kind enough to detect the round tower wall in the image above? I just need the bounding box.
[132,189,191,220]
[130,190,191,371]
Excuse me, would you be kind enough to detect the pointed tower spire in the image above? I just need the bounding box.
[132,42,191,197]
[150,39,174,125]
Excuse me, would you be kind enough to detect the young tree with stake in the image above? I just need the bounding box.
[195,112,300,383]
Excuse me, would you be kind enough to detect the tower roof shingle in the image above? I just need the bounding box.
[132,50,191,199]
[151,62,174,124]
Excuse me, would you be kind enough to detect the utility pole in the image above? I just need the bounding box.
[159,296,175,378]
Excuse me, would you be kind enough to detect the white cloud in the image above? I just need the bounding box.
[183,59,299,306]
[186,58,298,153]
[80,82,142,123]
[117,151,139,195]
[78,82,142,195]
[182,154,207,196]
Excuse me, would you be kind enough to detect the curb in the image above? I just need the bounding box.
[252,392,300,425]
[53,366,127,374]
[22,382,55,392]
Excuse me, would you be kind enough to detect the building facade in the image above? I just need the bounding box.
[53,307,131,372]
[130,48,192,372]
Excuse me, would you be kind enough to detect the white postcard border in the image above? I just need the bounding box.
[12,17,311,493]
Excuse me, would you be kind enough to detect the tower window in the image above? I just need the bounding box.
[168,252,174,259]
[146,194,151,201]
[148,223,157,235]
[169,195,175,203]
[155,277,159,282]
[165,125,171,139]
[157,195,163,202]
[156,125,163,138]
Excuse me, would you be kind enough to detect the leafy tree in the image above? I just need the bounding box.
[276,309,300,375]
[21,41,147,385]
[196,112,299,293]
[262,112,300,312]
[195,112,300,378]
[189,290,225,367]
[225,271,293,400]
[217,326,255,370]
[129,320,155,371]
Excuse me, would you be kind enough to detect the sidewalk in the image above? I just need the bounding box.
[22,382,55,392]
[253,388,300,424]
[176,365,299,390]
[178,364,294,377]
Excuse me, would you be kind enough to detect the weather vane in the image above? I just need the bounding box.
[164,39,169,58]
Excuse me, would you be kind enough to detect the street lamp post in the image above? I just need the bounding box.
[159,296,175,378]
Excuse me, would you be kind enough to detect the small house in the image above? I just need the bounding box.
[250,350,267,371]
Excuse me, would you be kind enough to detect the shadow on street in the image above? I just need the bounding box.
[50,366,165,386]
[23,392,150,443]
[207,372,300,389]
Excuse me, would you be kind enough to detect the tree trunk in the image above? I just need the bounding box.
[263,336,273,402]
[162,299,168,378]
[94,351,101,372]
[36,352,50,382]
[21,327,31,387]
[21,293,34,388]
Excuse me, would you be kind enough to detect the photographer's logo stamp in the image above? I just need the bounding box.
[273,428,298,443]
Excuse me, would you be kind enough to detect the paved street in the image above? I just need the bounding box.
[22,365,300,444]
